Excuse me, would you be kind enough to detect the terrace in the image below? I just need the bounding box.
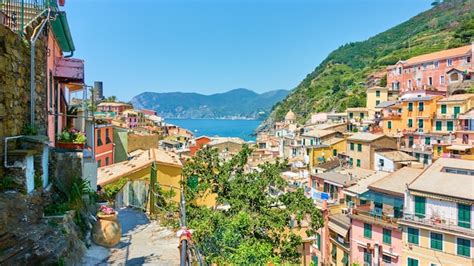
[399,213,474,237]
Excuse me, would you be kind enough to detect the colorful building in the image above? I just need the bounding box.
[96,102,133,115]
[366,86,389,117]
[346,133,397,170]
[95,124,114,167]
[189,136,212,156]
[387,45,472,93]
[433,94,474,134]
[350,167,423,266]
[399,158,474,266]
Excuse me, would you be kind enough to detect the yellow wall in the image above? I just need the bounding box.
[367,87,388,114]
[402,227,473,266]
[401,97,441,133]
[309,139,346,168]
[329,239,349,266]
[382,117,403,136]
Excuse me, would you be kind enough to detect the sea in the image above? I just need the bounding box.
[166,119,261,141]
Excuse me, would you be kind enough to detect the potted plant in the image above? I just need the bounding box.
[92,205,122,247]
[56,128,86,150]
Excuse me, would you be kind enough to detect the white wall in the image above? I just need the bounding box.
[374,153,396,172]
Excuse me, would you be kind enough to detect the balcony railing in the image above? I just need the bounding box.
[400,213,474,236]
[0,0,52,35]
[351,207,400,226]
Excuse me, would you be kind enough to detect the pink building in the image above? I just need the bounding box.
[387,45,472,93]
[97,102,133,115]
[140,109,157,116]
[349,167,422,266]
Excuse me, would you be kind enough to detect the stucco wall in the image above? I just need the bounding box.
[127,133,159,153]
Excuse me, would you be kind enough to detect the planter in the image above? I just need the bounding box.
[92,212,122,247]
[56,141,85,150]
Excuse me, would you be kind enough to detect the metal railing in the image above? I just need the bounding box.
[401,212,474,236]
[0,0,52,36]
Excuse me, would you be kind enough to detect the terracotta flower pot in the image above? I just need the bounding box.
[56,141,85,150]
[92,212,122,247]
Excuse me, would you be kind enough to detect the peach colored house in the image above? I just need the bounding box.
[97,102,133,115]
[387,45,472,93]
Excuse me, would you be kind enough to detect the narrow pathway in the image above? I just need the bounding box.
[82,208,180,265]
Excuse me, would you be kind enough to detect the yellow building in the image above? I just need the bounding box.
[433,94,474,133]
[381,102,403,136]
[399,158,474,266]
[97,148,216,207]
[327,214,351,266]
[366,86,388,116]
[305,130,346,169]
[346,133,397,170]
[401,95,443,134]
[347,107,370,121]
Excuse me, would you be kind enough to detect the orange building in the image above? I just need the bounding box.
[189,136,212,156]
[95,124,114,167]
[387,45,472,93]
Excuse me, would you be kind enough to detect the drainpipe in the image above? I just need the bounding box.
[30,9,51,126]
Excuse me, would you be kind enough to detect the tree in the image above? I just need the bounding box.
[183,145,323,264]
[105,95,117,102]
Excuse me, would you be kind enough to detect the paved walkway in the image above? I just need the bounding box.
[82,208,180,265]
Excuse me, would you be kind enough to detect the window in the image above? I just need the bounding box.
[312,255,318,266]
[388,121,392,129]
[408,79,412,88]
[376,90,380,97]
[430,232,443,251]
[349,158,353,166]
[49,71,53,109]
[418,119,424,129]
[332,149,337,156]
[349,112,353,119]
[454,106,461,118]
[434,61,439,68]
[437,146,442,155]
[316,233,321,250]
[409,136,414,147]
[364,249,372,265]
[360,113,365,119]
[350,143,354,151]
[331,243,337,262]
[397,67,402,75]
[97,129,103,146]
[342,252,349,266]
[97,160,102,167]
[415,196,426,218]
[408,227,419,245]
[429,77,433,86]
[408,102,413,111]
[379,158,384,167]
[447,59,453,66]
[408,119,413,128]
[105,128,111,144]
[418,102,424,111]
[383,229,391,244]
[436,121,442,131]
[105,157,110,166]
[441,104,447,114]
[357,143,362,152]
[416,78,421,87]
[458,203,471,229]
[447,121,454,131]
[364,223,372,239]
[425,137,431,145]
[440,75,445,84]
[407,258,419,266]
[457,238,471,257]
[382,255,391,264]
[356,159,361,167]
[376,100,380,106]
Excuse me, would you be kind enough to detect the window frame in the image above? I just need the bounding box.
[458,203,471,229]
[383,228,391,245]
[407,227,419,245]
[430,232,443,251]
[364,223,372,239]
[456,237,471,258]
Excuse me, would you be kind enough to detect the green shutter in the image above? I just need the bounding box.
[415,196,426,218]
[425,137,431,145]
[333,149,337,156]
[383,229,391,244]
[447,121,454,131]
[350,143,354,151]
[364,223,372,239]
[430,232,443,250]
[408,102,413,111]
[388,121,392,129]
[349,158,353,166]
[408,227,419,245]
[419,102,424,111]
[331,243,337,261]
[441,104,447,114]
[376,90,380,97]
[357,159,361,167]
[408,119,413,128]
[436,121,442,131]
[364,250,372,264]
[458,204,471,229]
[316,233,321,250]
[407,258,419,266]
[342,252,349,266]
[457,238,471,257]
[418,119,424,129]
[454,106,461,118]
[360,113,365,119]
[312,255,319,265]
[357,143,362,152]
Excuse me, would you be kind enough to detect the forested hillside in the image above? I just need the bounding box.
[260,0,474,130]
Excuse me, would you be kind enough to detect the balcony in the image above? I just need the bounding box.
[399,213,474,237]
[350,207,399,228]
[435,113,457,120]
[54,58,85,84]
[400,144,433,155]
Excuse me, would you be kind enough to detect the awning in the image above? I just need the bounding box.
[447,145,472,151]
[328,221,349,238]
[51,11,75,53]
[360,190,404,208]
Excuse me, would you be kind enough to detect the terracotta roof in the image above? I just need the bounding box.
[408,158,474,201]
[97,102,132,107]
[346,107,369,112]
[302,129,336,138]
[404,45,471,66]
[97,149,182,186]
[376,150,417,162]
[438,93,474,103]
[369,167,423,196]
[347,132,385,142]
[344,171,390,196]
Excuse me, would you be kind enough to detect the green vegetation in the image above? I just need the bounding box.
[183,146,323,264]
[266,0,474,125]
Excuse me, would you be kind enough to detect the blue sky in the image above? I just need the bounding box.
[65,0,432,101]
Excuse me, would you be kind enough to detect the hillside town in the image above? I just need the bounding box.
[0,0,473,265]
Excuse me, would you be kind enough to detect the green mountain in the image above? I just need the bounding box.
[259,0,474,131]
[131,88,289,119]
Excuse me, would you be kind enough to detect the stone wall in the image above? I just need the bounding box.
[0,25,48,175]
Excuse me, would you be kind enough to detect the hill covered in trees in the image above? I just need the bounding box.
[260,0,474,131]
